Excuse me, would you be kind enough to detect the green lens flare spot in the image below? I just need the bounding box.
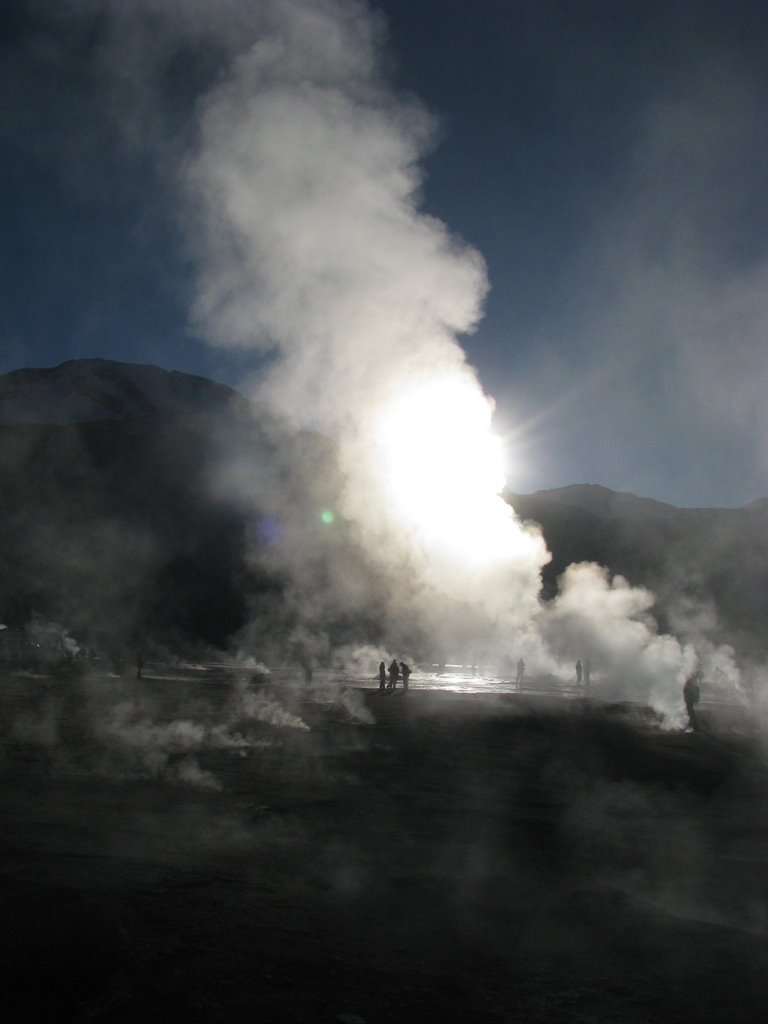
[320,509,335,525]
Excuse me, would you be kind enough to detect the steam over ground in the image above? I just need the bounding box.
[4,10,768,1019]
[47,0,742,721]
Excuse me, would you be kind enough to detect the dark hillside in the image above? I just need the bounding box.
[0,416,273,651]
[507,486,768,657]
[2,361,767,662]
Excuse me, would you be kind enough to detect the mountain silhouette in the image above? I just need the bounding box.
[507,485,768,658]
[1,360,765,662]
[0,358,250,424]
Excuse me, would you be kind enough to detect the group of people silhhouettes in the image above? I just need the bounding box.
[378,658,411,693]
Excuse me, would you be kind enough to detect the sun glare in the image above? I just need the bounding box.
[373,373,524,567]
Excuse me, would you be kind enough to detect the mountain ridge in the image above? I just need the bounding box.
[0,358,250,425]
[0,358,766,660]
[516,482,762,516]
[3,359,765,511]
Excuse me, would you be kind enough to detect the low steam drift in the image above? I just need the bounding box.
[6,672,321,792]
[82,0,739,722]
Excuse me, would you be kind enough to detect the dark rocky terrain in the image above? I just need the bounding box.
[1,666,767,1023]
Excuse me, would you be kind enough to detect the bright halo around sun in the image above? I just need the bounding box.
[373,372,523,568]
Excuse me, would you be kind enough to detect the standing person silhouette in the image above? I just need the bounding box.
[515,658,525,688]
[683,670,702,731]
[388,659,399,691]
[378,661,387,692]
[400,661,411,691]
[575,659,583,686]
[584,657,592,688]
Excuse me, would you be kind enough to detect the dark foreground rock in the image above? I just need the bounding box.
[1,673,767,1022]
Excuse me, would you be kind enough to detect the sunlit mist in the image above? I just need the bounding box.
[372,372,529,568]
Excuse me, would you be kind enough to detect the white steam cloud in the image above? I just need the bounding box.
[182,0,547,619]
[61,0,741,723]
[172,0,740,722]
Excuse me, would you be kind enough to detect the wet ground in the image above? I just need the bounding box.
[1,666,768,1022]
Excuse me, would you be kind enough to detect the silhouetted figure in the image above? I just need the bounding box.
[300,657,313,683]
[515,658,525,688]
[575,659,583,686]
[135,651,144,680]
[684,670,702,731]
[379,661,387,692]
[400,661,411,691]
[584,657,592,688]
[388,659,399,691]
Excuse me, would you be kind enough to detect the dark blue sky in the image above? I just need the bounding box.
[3,0,768,506]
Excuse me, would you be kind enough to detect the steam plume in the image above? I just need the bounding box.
[182,0,547,629]
[61,0,740,720]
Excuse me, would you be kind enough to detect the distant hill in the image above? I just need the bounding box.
[0,360,357,659]
[0,359,766,663]
[507,485,768,658]
[517,484,679,519]
[518,482,754,519]
[0,358,250,424]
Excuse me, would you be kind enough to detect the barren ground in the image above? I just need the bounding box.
[1,668,767,1022]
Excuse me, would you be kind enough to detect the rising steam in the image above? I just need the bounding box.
[182,0,548,621]
[62,0,740,721]
[170,0,742,720]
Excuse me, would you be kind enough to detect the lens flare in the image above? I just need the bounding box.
[373,372,527,568]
